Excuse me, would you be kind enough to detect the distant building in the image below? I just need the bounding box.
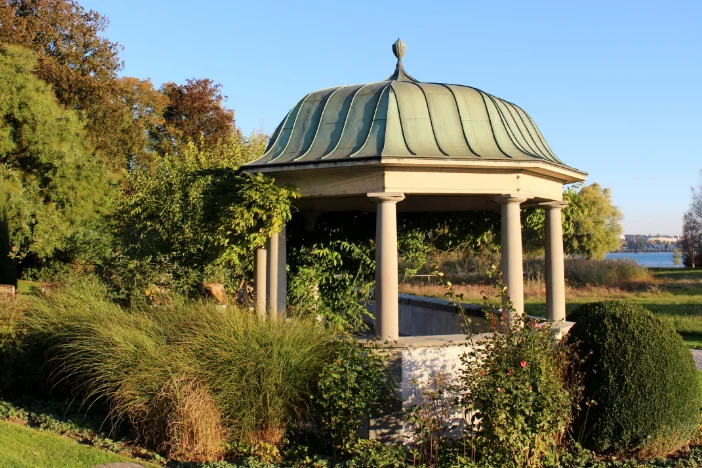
[619,234,680,252]
[647,236,679,244]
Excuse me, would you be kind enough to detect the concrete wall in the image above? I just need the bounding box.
[366,294,488,336]
[361,295,575,443]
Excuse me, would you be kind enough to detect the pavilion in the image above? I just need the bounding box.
[241,39,587,340]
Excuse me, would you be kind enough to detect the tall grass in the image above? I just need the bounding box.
[22,277,333,460]
[419,250,653,290]
[524,257,652,288]
[563,258,652,288]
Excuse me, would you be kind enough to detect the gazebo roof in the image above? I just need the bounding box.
[243,39,584,176]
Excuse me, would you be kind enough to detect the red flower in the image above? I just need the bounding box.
[520,361,527,368]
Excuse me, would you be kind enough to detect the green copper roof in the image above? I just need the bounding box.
[244,39,570,169]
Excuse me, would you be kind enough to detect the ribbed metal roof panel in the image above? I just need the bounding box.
[243,40,574,170]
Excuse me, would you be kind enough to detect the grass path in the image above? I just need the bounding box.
[0,420,146,468]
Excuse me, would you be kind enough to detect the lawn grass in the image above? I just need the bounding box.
[400,266,702,347]
[16,280,41,295]
[0,420,145,468]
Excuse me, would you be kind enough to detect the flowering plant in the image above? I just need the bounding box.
[458,259,581,467]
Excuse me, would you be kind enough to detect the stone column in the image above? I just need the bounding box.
[541,201,568,322]
[277,226,287,317]
[266,226,287,320]
[254,247,267,318]
[368,192,405,340]
[496,196,527,322]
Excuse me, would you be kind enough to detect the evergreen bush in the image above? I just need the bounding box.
[567,301,700,456]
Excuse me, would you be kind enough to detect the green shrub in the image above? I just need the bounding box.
[312,339,394,452]
[460,313,577,468]
[567,301,700,456]
[287,241,375,334]
[338,439,407,467]
[0,296,49,398]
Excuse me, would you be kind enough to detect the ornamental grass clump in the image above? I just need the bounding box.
[22,277,333,460]
[567,301,700,457]
[460,311,579,468]
[181,304,332,445]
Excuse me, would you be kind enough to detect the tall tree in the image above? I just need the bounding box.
[681,172,702,268]
[0,44,112,278]
[522,183,622,259]
[563,183,623,259]
[153,78,237,155]
[0,0,166,172]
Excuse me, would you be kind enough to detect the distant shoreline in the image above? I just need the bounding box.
[609,251,675,254]
[605,252,678,268]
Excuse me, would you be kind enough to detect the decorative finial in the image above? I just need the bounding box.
[385,38,417,82]
[392,38,406,61]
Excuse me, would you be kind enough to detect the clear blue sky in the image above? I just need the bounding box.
[83,0,701,236]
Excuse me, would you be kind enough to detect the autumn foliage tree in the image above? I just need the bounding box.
[153,78,237,155]
[0,0,271,289]
[0,0,167,172]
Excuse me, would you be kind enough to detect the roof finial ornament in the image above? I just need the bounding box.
[392,38,406,62]
[386,38,417,82]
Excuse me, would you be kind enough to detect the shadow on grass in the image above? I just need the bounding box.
[681,333,702,350]
[651,268,702,280]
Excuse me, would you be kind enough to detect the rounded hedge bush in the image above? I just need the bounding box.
[567,301,699,456]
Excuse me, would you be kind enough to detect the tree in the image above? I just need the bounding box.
[562,183,624,259]
[152,78,237,156]
[681,173,702,268]
[522,183,622,259]
[673,247,683,266]
[98,76,168,170]
[0,45,113,278]
[111,141,292,298]
[0,0,166,173]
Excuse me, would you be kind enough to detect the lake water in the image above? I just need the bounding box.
[605,252,679,268]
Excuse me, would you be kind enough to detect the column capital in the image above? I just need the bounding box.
[368,192,405,204]
[494,194,528,205]
[539,200,569,210]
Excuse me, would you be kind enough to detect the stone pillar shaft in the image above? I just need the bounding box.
[498,196,527,322]
[266,234,279,320]
[254,247,267,318]
[277,226,287,316]
[368,192,405,340]
[266,227,287,320]
[542,201,568,321]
